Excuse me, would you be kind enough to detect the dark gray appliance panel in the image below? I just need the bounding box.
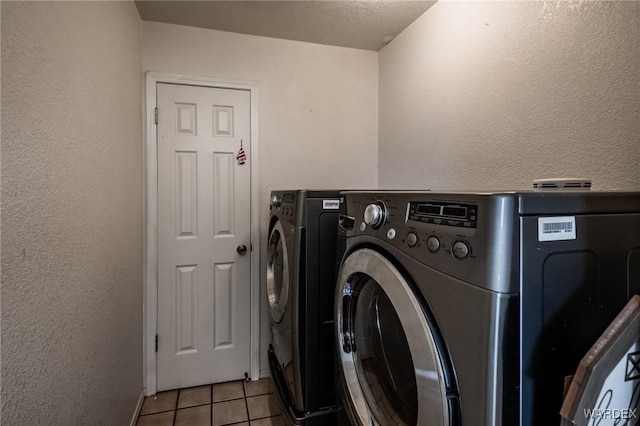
[301,197,339,412]
[520,212,640,426]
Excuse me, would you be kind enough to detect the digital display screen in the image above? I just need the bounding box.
[417,204,441,215]
[442,206,467,218]
[409,201,477,228]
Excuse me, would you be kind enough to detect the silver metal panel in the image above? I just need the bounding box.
[268,190,305,413]
[337,190,520,426]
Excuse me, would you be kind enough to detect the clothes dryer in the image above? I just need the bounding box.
[267,190,342,425]
[335,190,640,426]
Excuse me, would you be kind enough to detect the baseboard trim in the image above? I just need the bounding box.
[130,389,145,426]
[259,369,271,379]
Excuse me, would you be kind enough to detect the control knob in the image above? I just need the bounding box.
[270,195,282,208]
[363,202,386,229]
[427,236,440,253]
[452,240,471,260]
[406,232,418,247]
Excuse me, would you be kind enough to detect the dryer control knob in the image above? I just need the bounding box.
[363,203,385,229]
[406,232,418,247]
[270,195,282,208]
[427,236,440,253]
[452,240,470,260]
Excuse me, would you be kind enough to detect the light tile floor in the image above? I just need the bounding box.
[137,378,284,426]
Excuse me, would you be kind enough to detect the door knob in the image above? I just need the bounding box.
[237,245,247,255]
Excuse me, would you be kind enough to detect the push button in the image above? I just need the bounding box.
[452,240,470,260]
[406,232,418,247]
[427,236,440,253]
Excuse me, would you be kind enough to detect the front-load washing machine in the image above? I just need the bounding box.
[335,190,640,426]
[267,190,342,425]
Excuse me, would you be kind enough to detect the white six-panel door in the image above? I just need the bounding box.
[156,83,251,390]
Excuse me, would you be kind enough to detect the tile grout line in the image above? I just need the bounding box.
[243,380,250,424]
[172,388,180,426]
[210,384,214,426]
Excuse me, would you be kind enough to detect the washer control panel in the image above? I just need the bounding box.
[351,193,484,264]
[342,190,518,293]
[405,200,477,260]
[270,191,297,223]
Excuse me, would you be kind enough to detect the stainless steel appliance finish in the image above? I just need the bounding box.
[335,190,640,426]
[267,190,342,425]
[267,191,299,416]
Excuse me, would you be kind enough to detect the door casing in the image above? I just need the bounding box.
[144,72,260,396]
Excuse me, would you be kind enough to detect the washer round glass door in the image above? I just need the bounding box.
[336,248,452,426]
[266,220,289,323]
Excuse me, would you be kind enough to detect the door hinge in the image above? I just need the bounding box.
[154,107,158,125]
[155,335,158,352]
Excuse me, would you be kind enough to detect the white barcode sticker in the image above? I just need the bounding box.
[538,216,576,241]
[323,199,340,210]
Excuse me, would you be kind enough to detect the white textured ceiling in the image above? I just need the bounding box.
[134,1,436,51]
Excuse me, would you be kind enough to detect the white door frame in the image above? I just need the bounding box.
[144,72,260,395]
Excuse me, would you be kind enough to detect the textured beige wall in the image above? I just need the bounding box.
[379,1,640,190]
[142,21,378,374]
[1,2,143,424]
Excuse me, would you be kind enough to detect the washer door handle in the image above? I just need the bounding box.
[342,334,353,354]
[341,291,354,353]
[237,244,247,255]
